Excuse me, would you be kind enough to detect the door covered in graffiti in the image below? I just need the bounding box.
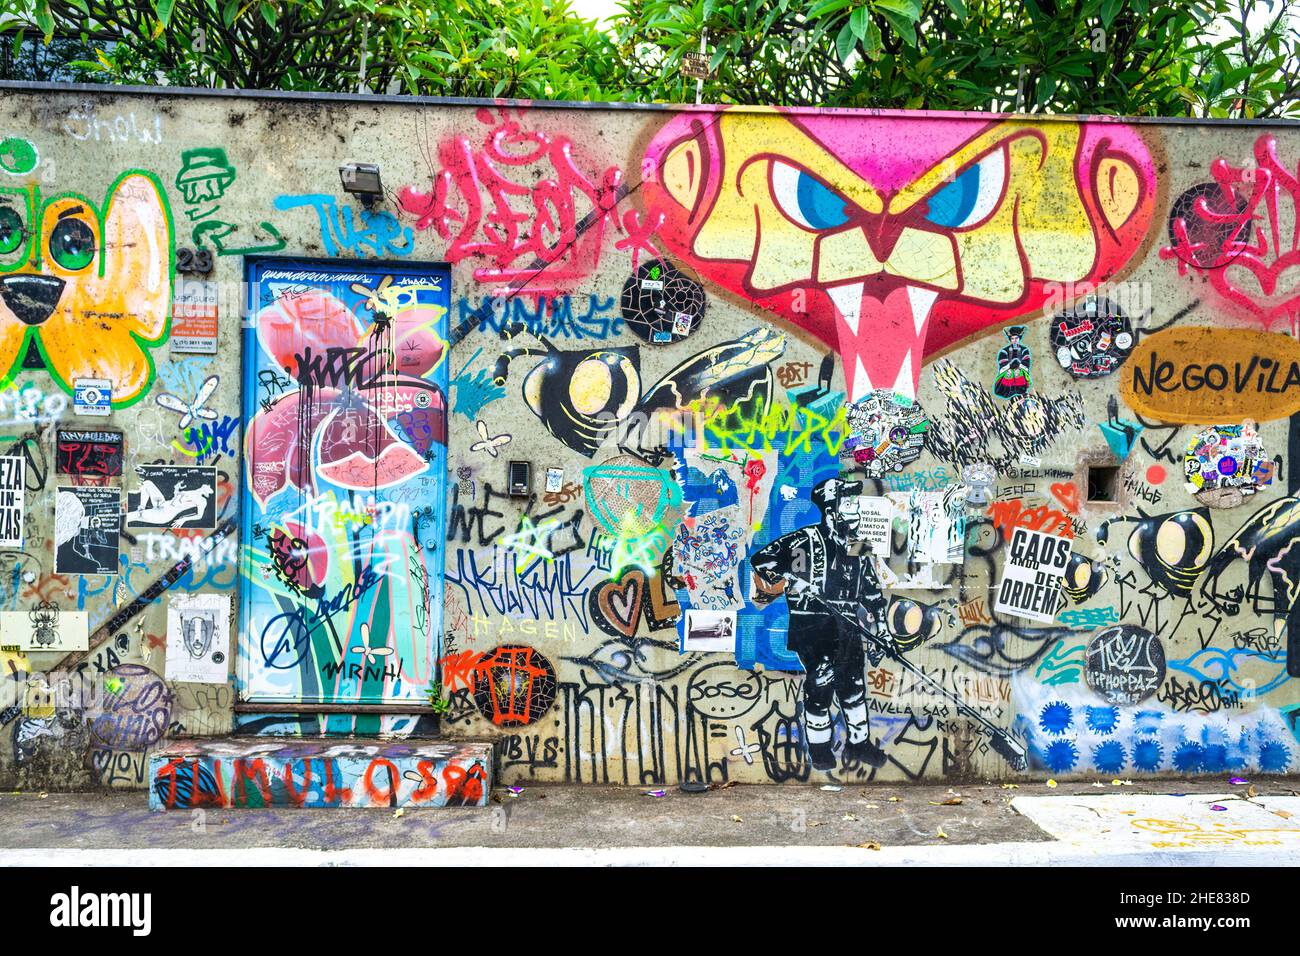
[238,258,449,706]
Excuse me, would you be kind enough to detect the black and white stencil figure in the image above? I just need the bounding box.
[750,478,890,772]
[29,602,59,648]
[54,485,120,575]
[126,466,217,529]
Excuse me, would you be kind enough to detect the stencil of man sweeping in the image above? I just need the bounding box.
[750,477,891,771]
[750,477,1031,775]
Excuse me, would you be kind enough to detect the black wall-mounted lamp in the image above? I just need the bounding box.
[339,162,384,210]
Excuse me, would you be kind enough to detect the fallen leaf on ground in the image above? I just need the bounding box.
[1046,779,1058,788]
[393,809,404,819]
[820,785,842,792]
[730,814,743,822]
[936,827,949,839]
[856,841,881,850]
[842,813,859,821]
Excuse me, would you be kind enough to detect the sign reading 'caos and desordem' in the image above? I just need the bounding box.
[1120,326,1300,424]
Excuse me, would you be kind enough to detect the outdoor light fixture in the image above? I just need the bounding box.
[339,162,384,209]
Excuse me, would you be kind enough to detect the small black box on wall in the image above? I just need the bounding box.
[508,461,532,497]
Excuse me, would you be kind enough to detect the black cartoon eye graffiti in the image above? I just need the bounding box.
[1200,495,1300,677]
[49,215,96,271]
[886,597,950,651]
[1098,508,1213,599]
[1062,552,1107,604]
[0,206,24,256]
[492,326,641,458]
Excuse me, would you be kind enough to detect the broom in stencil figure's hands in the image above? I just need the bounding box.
[751,477,1029,773]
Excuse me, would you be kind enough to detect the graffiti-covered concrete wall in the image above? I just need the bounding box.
[2,83,1299,792]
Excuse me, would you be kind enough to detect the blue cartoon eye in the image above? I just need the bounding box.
[771,161,852,231]
[924,148,1006,229]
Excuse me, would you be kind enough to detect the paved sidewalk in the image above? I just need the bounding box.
[2,777,1298,865]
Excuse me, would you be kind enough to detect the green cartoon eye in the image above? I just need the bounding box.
[49,217,95,270]
[0,207,22,255]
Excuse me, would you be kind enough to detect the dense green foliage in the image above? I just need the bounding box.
[4,0,1297,116]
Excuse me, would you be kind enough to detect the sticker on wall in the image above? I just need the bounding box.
[1084,624,1165,705]
[683,609,736,653]
[620,259,706,345]
[1183,423,1271,508]
[55,429,124,478]
[125,466,217,529]
[171,276,220,354]
[72,378,112,417]
[854,496,894,557]
[544,467,564,493]
[0,605,88,652]
[842,389,928,475]
[54,485,120,575]
[993,526,1071,624]
[1049,296,1134,379]
[166,594,231,683]
[993,326,1032,399]
[0,453,23,548]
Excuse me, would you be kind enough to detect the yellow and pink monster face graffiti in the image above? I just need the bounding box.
[641,111,1157,401]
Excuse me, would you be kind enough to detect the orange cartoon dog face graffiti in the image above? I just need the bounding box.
[0,171,173,406]
[641,111,1156,401]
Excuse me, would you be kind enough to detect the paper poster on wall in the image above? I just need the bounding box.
[126,465,217,529]
[904,486,967,564]
[55,429,124,478]
[993,526,1072,624]
[55,486,120,575]
[673,505,747,611]
[853,495,894,557]
[0,606,89,652]
[683,609,736,653]
[166,593,231,683]
[171,276,220,354]
[0,454,24,548]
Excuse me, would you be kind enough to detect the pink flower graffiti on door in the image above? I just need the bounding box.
[640,111,1157,401]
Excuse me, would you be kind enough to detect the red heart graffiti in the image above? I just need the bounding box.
[1051,482,1081,514]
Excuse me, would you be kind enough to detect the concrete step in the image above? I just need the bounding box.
[149,739,493,810]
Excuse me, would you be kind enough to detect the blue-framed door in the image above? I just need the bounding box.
[238,258,449,707]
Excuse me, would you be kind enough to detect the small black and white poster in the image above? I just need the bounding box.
[993,527,1072,624]
[166,593,231,683]
[126,466,217,529]
[55,485,121,575]
[683,609,736,652]
[0,454,24,548]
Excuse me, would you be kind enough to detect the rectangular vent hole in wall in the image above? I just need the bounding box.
[1086,464,1120,504]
